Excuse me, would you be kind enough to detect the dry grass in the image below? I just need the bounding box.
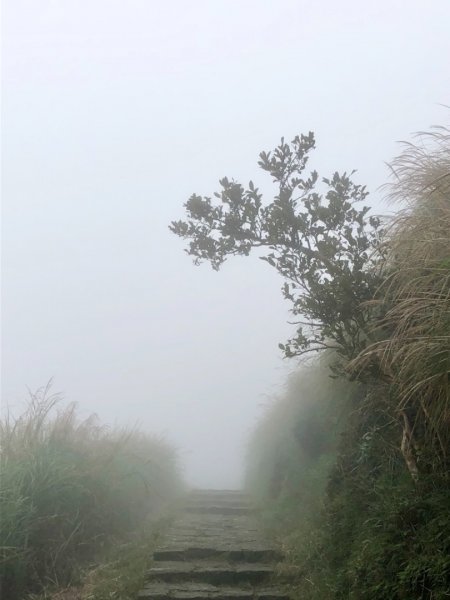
[350,126,450,468]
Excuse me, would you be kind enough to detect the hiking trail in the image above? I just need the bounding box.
[138,489,290,600]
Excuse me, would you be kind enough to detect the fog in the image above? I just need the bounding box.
[2,0,449,488]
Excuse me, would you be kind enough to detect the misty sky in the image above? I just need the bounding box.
[2,0,449,488]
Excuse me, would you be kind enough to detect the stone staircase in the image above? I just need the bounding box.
[137,489,289,600]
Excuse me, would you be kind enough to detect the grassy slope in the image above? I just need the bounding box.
[0,387,182,600]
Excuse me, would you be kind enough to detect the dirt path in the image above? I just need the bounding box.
[137,489,289,600]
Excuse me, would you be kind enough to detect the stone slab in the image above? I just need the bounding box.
[147,560,274,585]
[138,582,289,600]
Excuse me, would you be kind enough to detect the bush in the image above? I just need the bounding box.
[245,354,360,538]
[247,362,450,599]
[0,385,181,599]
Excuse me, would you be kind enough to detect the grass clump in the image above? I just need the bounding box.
[350,126,450,476]
[30,517,170,600]
[0,385,182,600]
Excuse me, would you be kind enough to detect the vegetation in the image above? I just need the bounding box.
[170,131,385,362]
[246,355,357,504]
[29,519,169,600]
[0,385,182,600]
[172,126,450,598]
[247,355,450,598]
[350,127,450,478]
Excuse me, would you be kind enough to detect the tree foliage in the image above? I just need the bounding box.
[170,133,385,360]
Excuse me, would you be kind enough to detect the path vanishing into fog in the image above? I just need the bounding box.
[138,490,290,600]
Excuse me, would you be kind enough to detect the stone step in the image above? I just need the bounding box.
[154,547,282,563]
[164,515,259,534]
[184,505,252,516]
[187,493,250,508]
[137,490,288,600]
[147,561,275,585]
[190,489,247,498]
[162,530,259,537]
[188,492,250,504]
[138,582,289,600]
[186,501,252,510]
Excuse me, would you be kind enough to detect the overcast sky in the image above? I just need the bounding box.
[2,0,449,488]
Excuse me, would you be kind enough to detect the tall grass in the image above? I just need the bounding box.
[351,126,450,473]
[0,385,181,599]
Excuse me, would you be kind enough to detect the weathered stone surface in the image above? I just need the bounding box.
[137,490,288,600]
[184,505,252,515]
[153,548,280,563]
[147,561,274,584]
[137,582,289,600]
